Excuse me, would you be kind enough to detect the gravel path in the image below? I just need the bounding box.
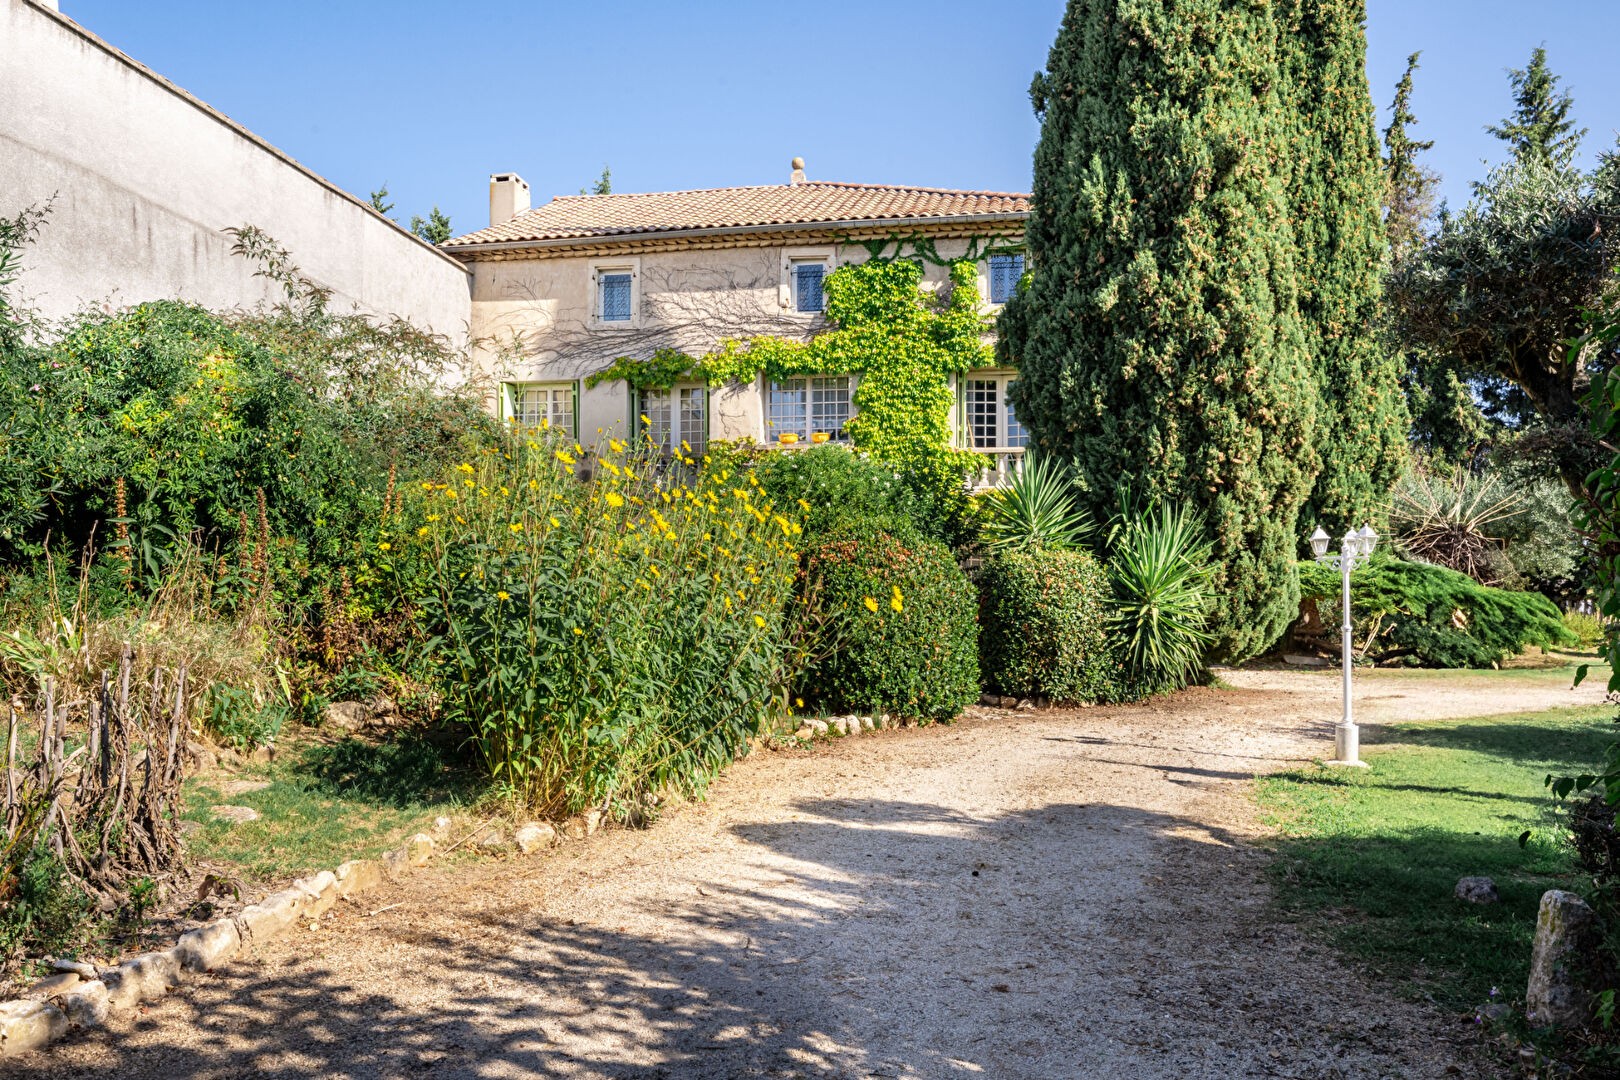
[12,667,1602,1079]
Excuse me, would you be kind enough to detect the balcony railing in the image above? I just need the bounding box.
[971,447,1026,490]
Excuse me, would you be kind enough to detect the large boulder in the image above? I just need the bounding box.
[1527,890,1608,1028]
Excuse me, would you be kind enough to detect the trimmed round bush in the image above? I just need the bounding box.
[796,517,978,721]
[979,548,1123,703]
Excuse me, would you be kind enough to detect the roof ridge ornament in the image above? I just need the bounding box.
[790,157,807,186]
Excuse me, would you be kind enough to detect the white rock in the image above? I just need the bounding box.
[0,999,67,1056]
[209,804,260,824]
[20,973,79,1000]
[236,889,302,941]
[103,951,182,1011]
[1527,889,1607,1028]
[291,870,338,917]
[174,919,240,973]
[514,822,556,854]
[61,980,108,1030]
[404,832,435,866]
[333,859,383,899]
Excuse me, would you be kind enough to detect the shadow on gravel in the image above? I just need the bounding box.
[11,800,1476,1079]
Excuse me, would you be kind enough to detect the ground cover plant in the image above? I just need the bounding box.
[1258,704,1616,1069]
[1297,556,1574,668]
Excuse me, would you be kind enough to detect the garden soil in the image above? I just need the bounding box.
[13,666,1607,1079]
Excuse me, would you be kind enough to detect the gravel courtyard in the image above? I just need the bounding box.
[11,666,1605,1079]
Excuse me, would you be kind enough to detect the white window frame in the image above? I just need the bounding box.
[959,371,1028,450]
[589,256,641,329]
[780,246,835,316]
[982,250,1026,307]
[500,380,579,439]
[636,382,709,454]
[764,374,857,444]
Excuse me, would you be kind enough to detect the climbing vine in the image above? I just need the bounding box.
[591,257,998,533]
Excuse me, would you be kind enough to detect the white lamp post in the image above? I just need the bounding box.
[1308,523,1378,766]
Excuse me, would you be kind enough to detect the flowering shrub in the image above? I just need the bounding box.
[795,517,978,721]
[400,430,801,816]
[754,444,925,537]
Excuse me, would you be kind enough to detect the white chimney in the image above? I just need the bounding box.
[489,173,530,227]
[789,157,807,185]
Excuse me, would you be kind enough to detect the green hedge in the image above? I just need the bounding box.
[979,548,1126,703]
[1297,556,1575,667]
[796,517,978,721]
[754,444,927,538]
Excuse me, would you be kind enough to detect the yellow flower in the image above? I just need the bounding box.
[609,438,625,453]
[797,498,812,512]
[427,514,440,522]
[549,516,562,528]
[863,596,879,613]
[754,615,766,629]
[456,463,474,474]
[444,488,457,499]
[604,491,625,508]
[795,697,804,708]
[420,481,434,490]
[509,522,524,533]
[417,526,429,537]
[649,564,661,577]
[496,591,510,601]
[378,541,391,552]
[500,486,510,496]
[556,450,576,465]
[573,627,584,636]
[891,585,904,613]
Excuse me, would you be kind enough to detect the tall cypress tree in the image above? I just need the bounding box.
[1383,52,1438,264]
[1281,0,1407,536]
[999,0,1318,661]
[1487,47,1585,168]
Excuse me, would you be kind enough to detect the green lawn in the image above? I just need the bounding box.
[183,734,477,882]
[1256,705,1614,1015]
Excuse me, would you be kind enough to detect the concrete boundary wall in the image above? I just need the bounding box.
[0,0,471,338]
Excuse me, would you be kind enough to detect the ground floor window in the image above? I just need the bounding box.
[962,373,1028,450]
[767,376,855,443]
[638,384,707,453]
[502,381,577,438]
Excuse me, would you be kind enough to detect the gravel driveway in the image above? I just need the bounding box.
[12,667,1601,1079]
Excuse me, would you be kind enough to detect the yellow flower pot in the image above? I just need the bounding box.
[810,432,830,444]
[778,432,800,445]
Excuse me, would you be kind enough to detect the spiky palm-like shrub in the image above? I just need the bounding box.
[1105,503,1216,691]
[1390,465,1522,584]
[979,455,1093,553]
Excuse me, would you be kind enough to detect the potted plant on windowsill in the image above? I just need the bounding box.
[778,432,800,445]
[811,432,830,444]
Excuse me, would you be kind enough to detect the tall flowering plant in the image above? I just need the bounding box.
[394,425,801,816]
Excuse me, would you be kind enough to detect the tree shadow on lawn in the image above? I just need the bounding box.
[14,800,1476,1079]
[1376,712,1617,772]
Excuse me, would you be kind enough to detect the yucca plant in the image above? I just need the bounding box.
[1105,502,1215,690]
[1390,465,1522,584]
[980,454,1093,552]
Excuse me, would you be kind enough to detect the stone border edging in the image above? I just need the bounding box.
[0,811,580,1059]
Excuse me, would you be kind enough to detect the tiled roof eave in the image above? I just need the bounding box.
[441,211,1030,257]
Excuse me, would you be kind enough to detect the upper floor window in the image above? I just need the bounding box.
[640,384,707,453]
[989,253,1025,305]
[600,272,633,321]
[792,261,826,313]
[963,373,1027,450]
[767,375,854,442]
[503,381,577,438]
[590,257,641,327]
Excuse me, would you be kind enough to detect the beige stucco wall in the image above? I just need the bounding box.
[468,235,1014,443]
[0,0,470,338]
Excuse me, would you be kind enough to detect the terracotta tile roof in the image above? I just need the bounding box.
[445,181,1030,248]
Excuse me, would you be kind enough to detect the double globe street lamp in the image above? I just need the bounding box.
[1308,524,1379,767]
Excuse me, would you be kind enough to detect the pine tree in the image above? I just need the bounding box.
[368,184,395,217]
[999,0,1319,661]
[1280,0,1408,538]
[1382,53,1438,264]
[1487,46,1585,168]
[579,166,612,196]
[410,206,452,246]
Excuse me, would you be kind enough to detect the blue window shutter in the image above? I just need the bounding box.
[601,273,632,321]
[795,263,825,312]
[990,254,1024,304]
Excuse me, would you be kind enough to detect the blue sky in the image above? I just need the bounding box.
[57,1,1620,237]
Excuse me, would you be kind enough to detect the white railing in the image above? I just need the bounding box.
[971,447,1026,490]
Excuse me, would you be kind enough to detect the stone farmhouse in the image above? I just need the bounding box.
[4,0,1031,483]
[445,163,1032,484]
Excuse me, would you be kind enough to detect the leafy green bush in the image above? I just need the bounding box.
[1564,610,1606,651]
[1105,503,1216,692]
[409,434,799,816]
[980,455,1093,553]
[753,445,923,536]
[1298,556,1575,667]
[979,548,1125,702]
[795,517,978,721]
